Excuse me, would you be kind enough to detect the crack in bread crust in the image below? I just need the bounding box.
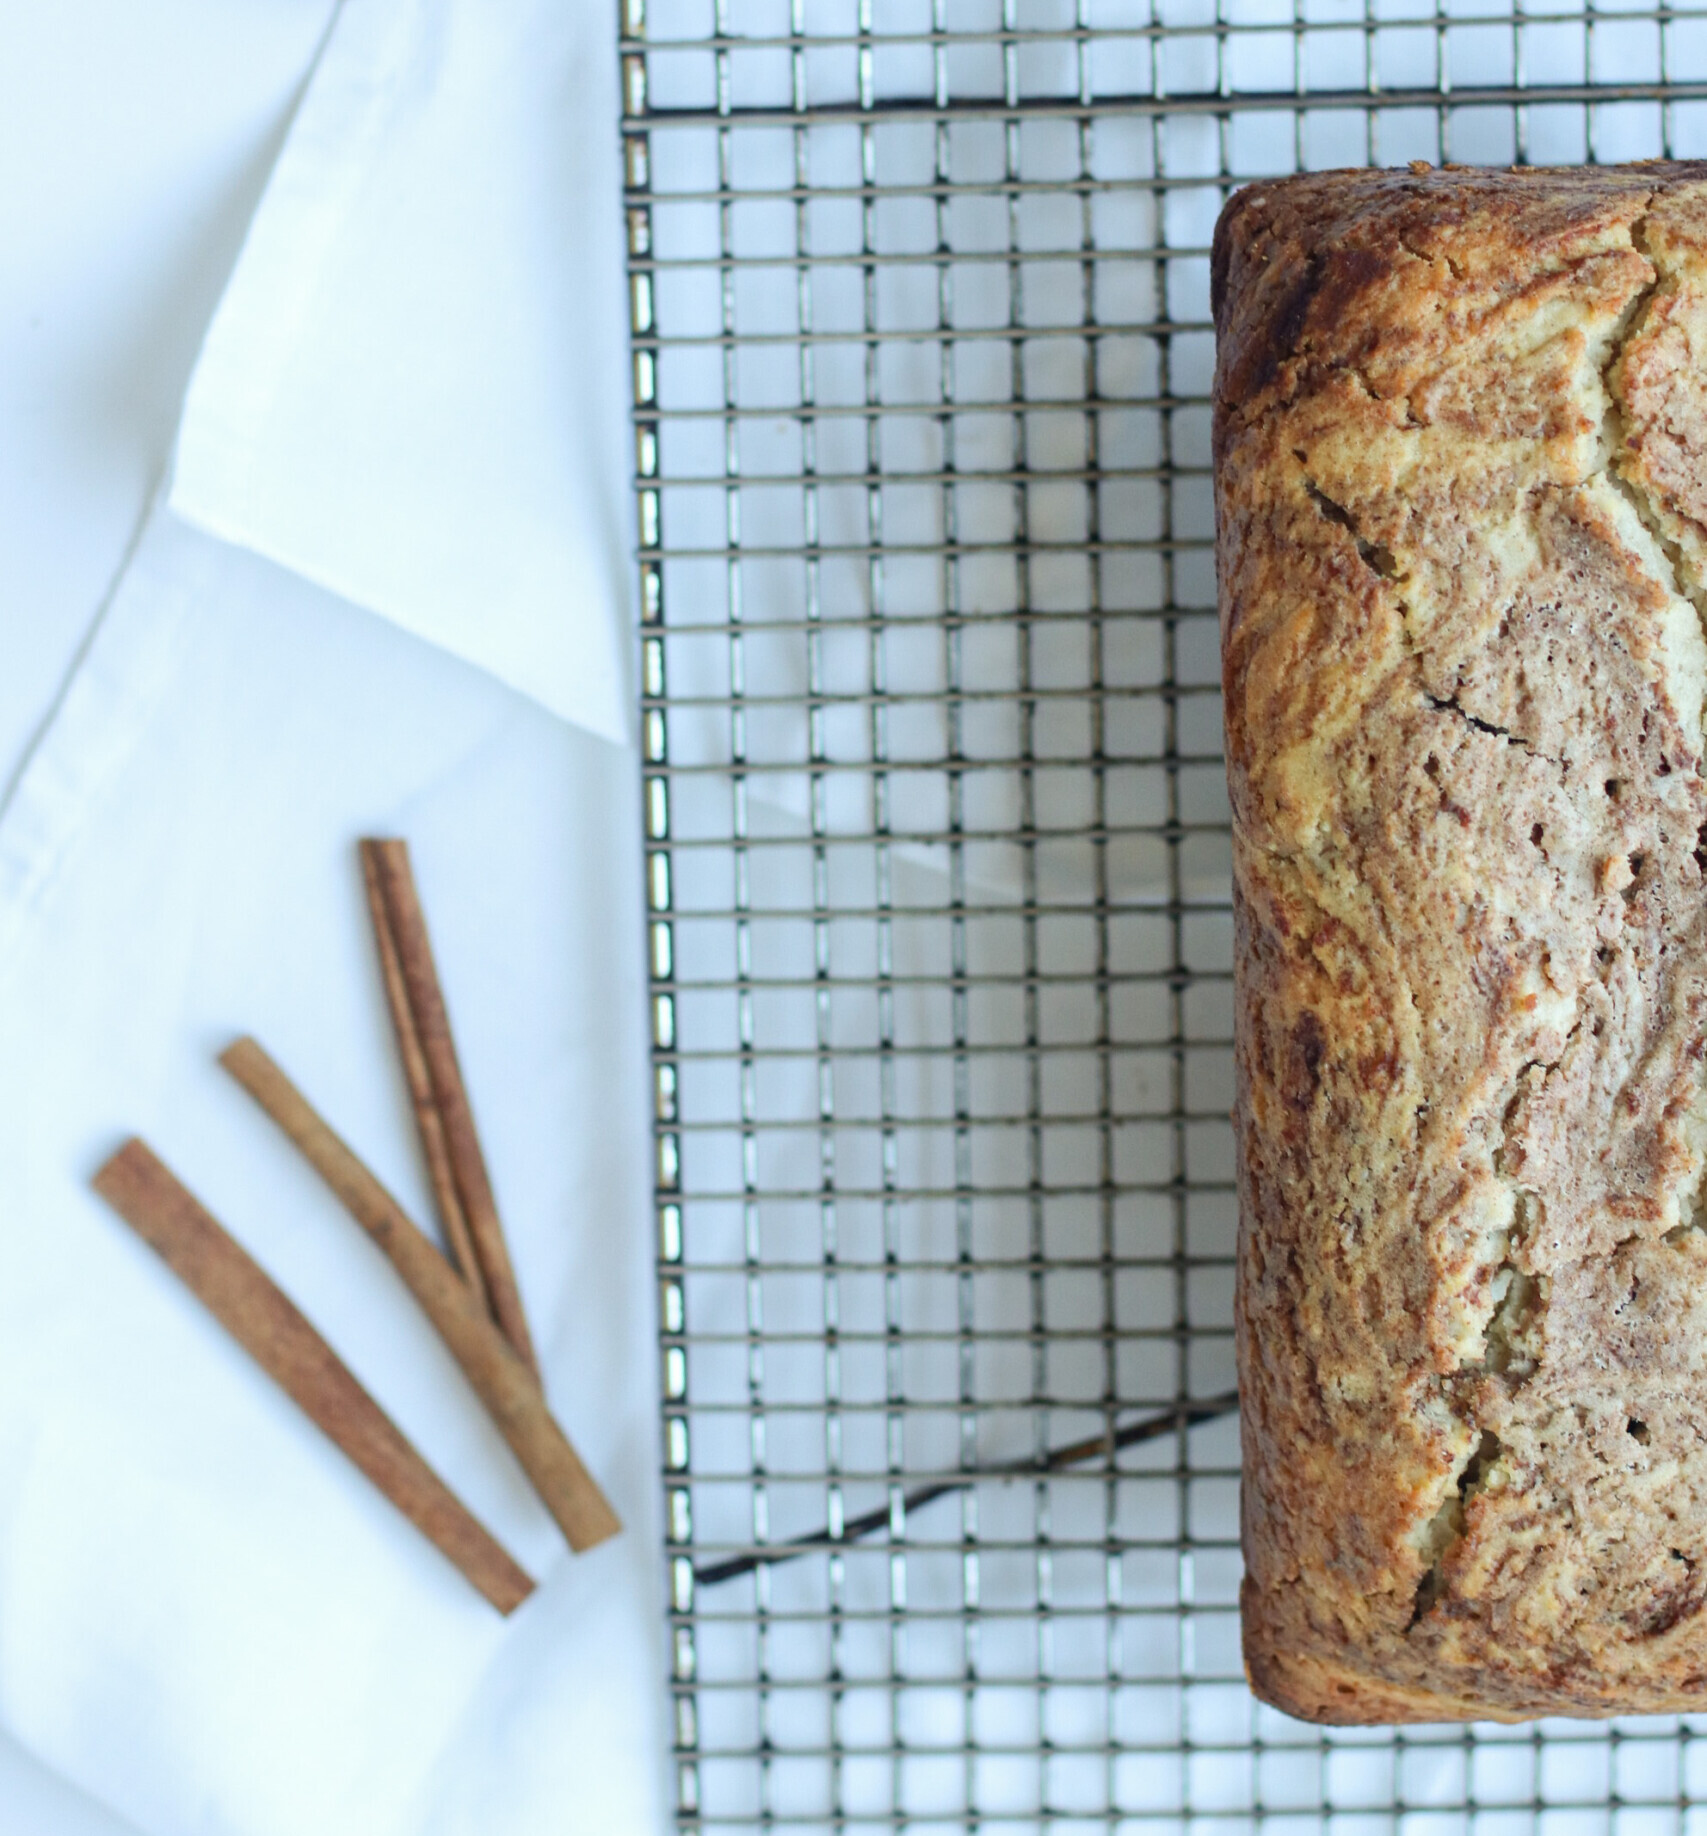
[1219,164,1707,1724]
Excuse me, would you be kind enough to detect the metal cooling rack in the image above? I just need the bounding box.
[620,0,1707,1825]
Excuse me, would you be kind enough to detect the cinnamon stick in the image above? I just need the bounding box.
[359,841,489,1313]
[360,838,538,1378]
[221,1037,622,1554]
[92,1138,535,1614]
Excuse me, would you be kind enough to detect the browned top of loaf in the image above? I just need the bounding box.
[1217,163,1707,1723]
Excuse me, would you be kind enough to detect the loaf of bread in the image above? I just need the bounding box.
[1216,163,1707,1723]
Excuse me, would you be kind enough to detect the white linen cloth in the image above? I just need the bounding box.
[0,0,667,1829]
[170,0,633,746]
[0,511,667,1836]
[0,0,337,804]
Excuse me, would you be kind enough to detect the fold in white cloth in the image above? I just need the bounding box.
[170,0,634,746]
[0,0,667,1829]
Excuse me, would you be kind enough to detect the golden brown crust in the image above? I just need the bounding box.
[1219,165,1707,1724]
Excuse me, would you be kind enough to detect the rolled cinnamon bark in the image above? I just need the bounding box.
[359,838,538,1378]
[360,840,490,1313]
[221,1037,621,1554]
[92,1138,534,1613]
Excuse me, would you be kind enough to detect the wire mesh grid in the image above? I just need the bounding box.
[619,0,1707,1825]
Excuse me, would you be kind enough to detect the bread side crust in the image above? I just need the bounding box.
[1244,1578,1707,1724]
[1218,164,1707,1724]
